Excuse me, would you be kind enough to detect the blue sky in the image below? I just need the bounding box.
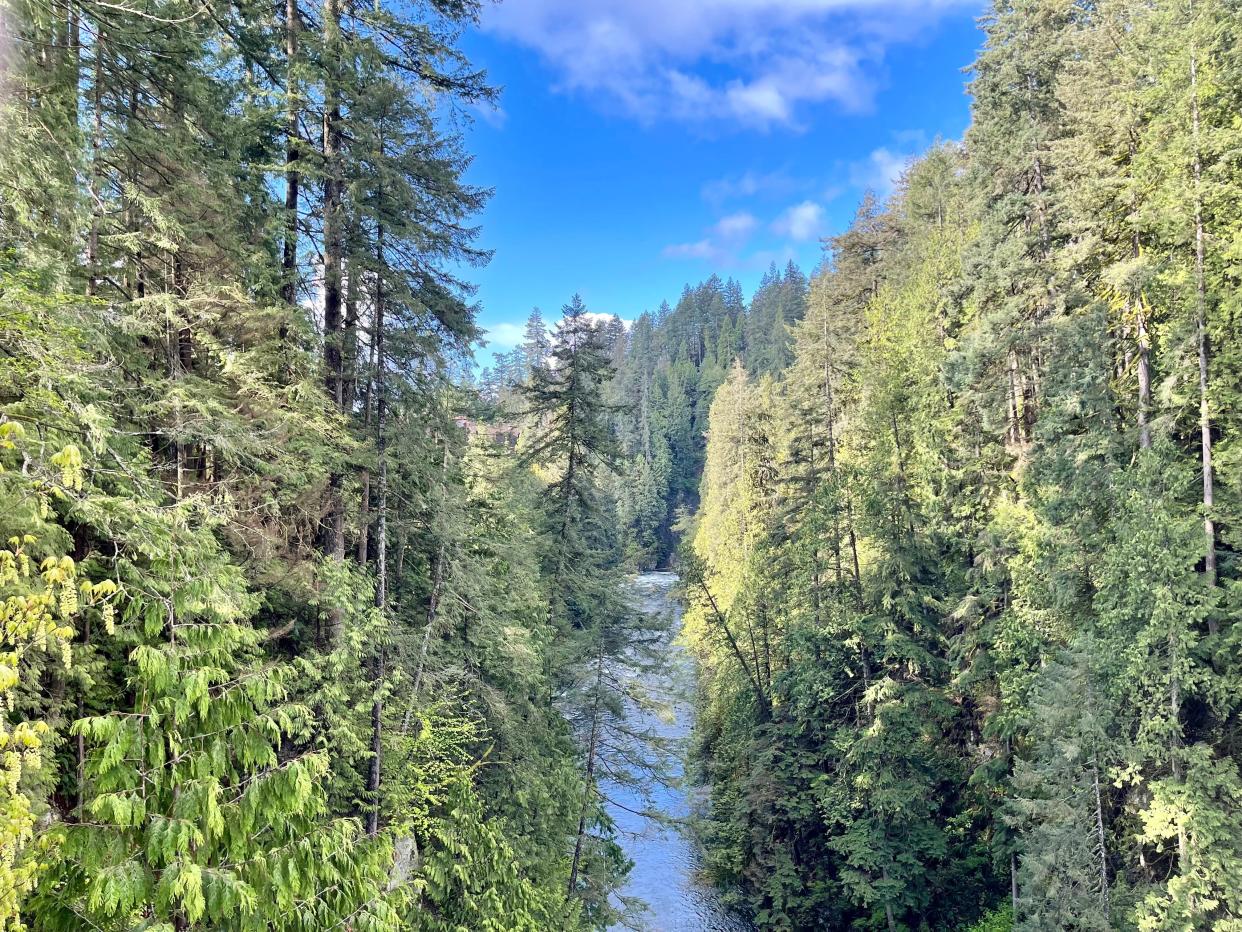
[458,0,986,360]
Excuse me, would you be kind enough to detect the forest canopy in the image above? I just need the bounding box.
[2,0,1242,930]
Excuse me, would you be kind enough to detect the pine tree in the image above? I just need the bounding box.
[521,296,621,631]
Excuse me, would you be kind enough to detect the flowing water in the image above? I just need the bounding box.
[605,571,754,932]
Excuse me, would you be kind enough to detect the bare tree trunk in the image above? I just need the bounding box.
[1169,621,1190,871]
[822,359,846,598]
[280,0,300,309]
[1091,755,1110,917]
[320,0,345,640]
[568,636,605,896]
[1128,154,1152,451]
[694,574,770,719]
[86,29,103,297]
[1189,34,1217,608]
[66,3,78,103]
[847,501,864,607]
[412,544,445,700]
[821,354,865,607]
[546,445,579,626]
[372,231,387,612]
[356,469,370,564]
[1136,299,1151,450]
[1022,351,1038,439]
[366,221,387,838]
[881,865,897,932]
[890,412,915,540]
[321,0,343,405]
[75,612,90,819]
[1011,852,1019,922]
[343,257,359,412]
[1007,348,1021,446]
[366,656,383,837]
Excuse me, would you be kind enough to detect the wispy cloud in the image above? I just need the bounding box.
[702,169,800,204]
[483,322,525,349]
[483,0,973,129]
[712,211,759,240]
[664,199,824,265]
[665,127,938,266]
[850,147,910,199]
[663,239,724,262]
[664,206,765,264]
[772,200,826,241]
[472,101,509,130]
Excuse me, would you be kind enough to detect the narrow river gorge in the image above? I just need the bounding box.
[605,572,754,932]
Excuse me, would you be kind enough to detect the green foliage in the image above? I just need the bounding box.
[0,423,100,930]
[963,905,1013,932]
[677,6,1242,929]
[0,0,613,923]
[6,0,1242,927]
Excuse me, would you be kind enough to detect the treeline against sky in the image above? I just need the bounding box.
[481,262,810,570]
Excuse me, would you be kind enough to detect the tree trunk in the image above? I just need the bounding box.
[547,443,579,627]
[696,575,770,719]
[881,865,897,932]
[319,0,346,641]
[822,357,849,601]
[568,637,605,896]
[846,501,864,608]
[321,0,344,406]
[1007,348,1021,446]
[86,28,103,297]
[1188,35,1217,606]
[1169,620,1190,870]
[1011,852,1019,922]
[322,469,346,640]
[1091,755,1110,917]
[1136,298,1151,451]
[366,221,387,838]
[366,658,383,837]
[412,543,445,700]
[75,612,90,819]
[343,257,359,412]
[356,469,370,564]
[280,0,300,309]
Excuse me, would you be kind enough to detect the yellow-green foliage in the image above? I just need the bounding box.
[0,423,116,930]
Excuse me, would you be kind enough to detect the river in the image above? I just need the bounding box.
[604,571,754,932]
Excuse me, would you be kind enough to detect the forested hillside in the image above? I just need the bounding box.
[677,2,1242,930]
[0,0,646,927]
[3,0,1242,929]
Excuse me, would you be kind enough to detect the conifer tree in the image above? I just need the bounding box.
[521,296,621,630]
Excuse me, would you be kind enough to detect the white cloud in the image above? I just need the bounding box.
[772,200,825,241]
[581,311,632,329]
[851,145,913,199]
[663,239,721,261]
[712,211,759,240]
[484,322,525,349]
[664,209,762,264]
[702,169,800,203]
[473,101,509,129]
[482,0,973,129]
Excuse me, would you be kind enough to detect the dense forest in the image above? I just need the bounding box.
[669,2,1242,930]
[0,0,646,926]
[2,0,1242,929]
